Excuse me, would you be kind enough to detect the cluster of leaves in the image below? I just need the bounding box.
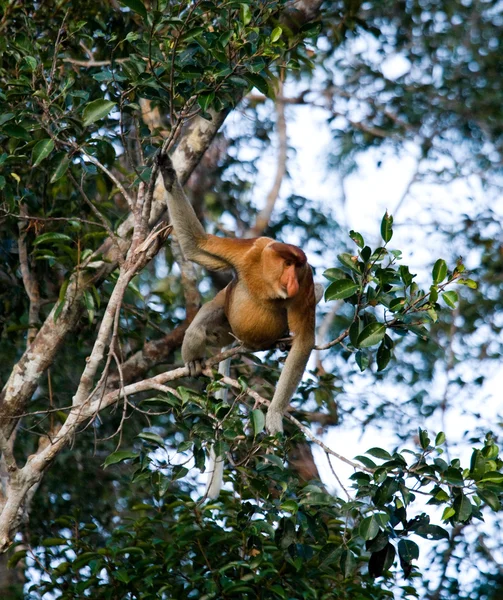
[0,0,318,205]
[324,212,476,373]
[13,421,503,599]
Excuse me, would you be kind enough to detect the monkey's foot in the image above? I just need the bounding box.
[186,359,206,377]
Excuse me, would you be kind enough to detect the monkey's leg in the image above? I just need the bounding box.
[182,290,233,376]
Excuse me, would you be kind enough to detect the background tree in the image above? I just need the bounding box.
[0,0,502,598]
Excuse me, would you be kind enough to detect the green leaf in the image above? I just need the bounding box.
[380,212,393,243]
[33,232,73,245]
[442,291,458,309]
[443,467,464,486]
[368,543,395,578]
[340,549,356,578]
[137,431,164,445]
[398,539,419,562]
[42,537,68,547]
[419,428,430,450]
[243,73,269,95]
[479,471,503,483]
[251,409,265,435]
[22,56,38,71]
[83,289,95,324]
[324,279,360,301]
[338,252,362,273]
[197,91,215,113]
[32,139,55,167]
[263,454,284,469]
[366,447,392,460]
[270,26,283,42]
[389,297,406,312]
[7,550,27,568]
[399,265,414,287]
[435,431,446,446]
[180,26,204,41]
[357,323,386,348]
[50,154,70,183]
[240,3,252,25]
[478,489,501,511]
[349,230,364,248]
[457,278,477,289]
[432,259,448,284]
[119,0,148,20]
[355,350,369,372]
[323,268,347,281]
[360,245,371,262]
[280,500,298,513]
[4,123,31,141]
[0,112,14,126]
[376,341,391,371]
[442,506,455,521]
[172,465,189,481]
[103,451,138,468]
[454,493,472,522]
[82,99,116,127]
[415,524,449,540]
[349,319,362,347]
[359,515,380,541]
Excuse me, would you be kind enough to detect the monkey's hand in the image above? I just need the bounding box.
[157,150,177,193]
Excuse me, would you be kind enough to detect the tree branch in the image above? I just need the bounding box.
[249,79,288,237]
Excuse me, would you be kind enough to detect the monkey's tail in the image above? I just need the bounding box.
[204,351,231,499]
[205,446,225,499]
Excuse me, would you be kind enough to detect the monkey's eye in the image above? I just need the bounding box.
[284,260,293,267]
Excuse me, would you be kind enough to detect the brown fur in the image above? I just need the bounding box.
[158,151,317,435]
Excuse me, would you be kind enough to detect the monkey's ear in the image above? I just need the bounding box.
[269,242,307,266]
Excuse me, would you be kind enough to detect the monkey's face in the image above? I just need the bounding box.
[262,242,307,300]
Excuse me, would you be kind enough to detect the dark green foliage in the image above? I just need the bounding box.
[1,1,503,599]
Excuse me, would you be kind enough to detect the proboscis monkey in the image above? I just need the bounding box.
[157,151,321,437]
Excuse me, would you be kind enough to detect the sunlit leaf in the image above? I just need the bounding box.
[325,279,360,301]
[432,259,447,284]
[32,139,55,166]
[270,26,283,42]
[442,291,458,309]
[457,278,477,289]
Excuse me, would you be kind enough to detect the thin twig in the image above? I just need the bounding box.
[80,150,134,209]
[68,171,125,265]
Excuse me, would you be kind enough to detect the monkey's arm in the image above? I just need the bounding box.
[158,152,231,271]
[265,290,316,435]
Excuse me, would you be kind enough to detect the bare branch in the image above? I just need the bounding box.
[17,206,41,347]
[63,57,128,67]
[249,79,288,237]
